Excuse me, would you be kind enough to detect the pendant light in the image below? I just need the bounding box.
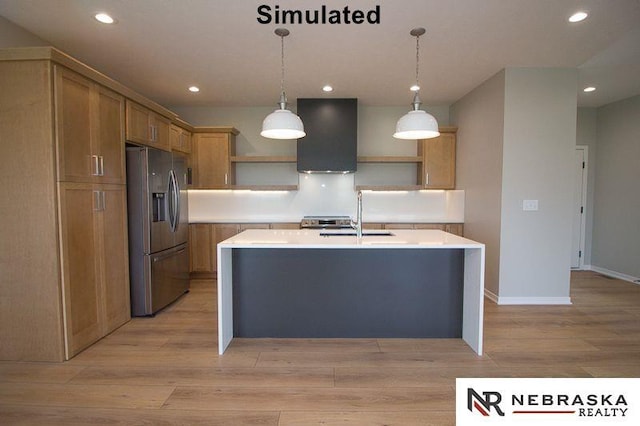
[394,28,440,140]
[261,28,306,140]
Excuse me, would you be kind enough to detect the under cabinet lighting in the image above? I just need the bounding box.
[94,13,115,24]
[322,85,333,92]
[188,86,200,93]
[583,86,596,93]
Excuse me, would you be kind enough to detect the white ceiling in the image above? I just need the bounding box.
[1,0,639,108]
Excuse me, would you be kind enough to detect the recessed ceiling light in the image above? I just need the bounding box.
[410,84,420,92]
[322,85,333,92]
[188,86,200,93]
[94,13,115,24]
[583,86,596,93]
[569,11,588,23]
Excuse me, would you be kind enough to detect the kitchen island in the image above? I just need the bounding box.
[217,229,485,355]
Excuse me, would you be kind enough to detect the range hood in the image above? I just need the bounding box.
[296,98,357,173]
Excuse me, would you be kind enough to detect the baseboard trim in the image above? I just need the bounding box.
[484,289,499,304]
[586,265,640,285]
[484,288,571,305]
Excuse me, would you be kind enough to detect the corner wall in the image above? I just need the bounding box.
[592,95,640,280]
[499,68,577,302]
[450,71,505,296]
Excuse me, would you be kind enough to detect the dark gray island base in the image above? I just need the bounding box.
[232,248,464,338]
[217,229,485,355]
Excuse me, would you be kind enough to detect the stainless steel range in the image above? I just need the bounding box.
[300,215,352,229]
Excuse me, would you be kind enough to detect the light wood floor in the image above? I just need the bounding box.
[1,271,639,425]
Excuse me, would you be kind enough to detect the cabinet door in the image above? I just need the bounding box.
[170,125,181,151]
[95,86,125,184]
[125,101,151,144]
[153,114,171,152]
[444,223,464,236]
[55,67,93,182]
[192,133,235,187]
[213,224,240,273]
[182,130,192,153]
[97,185,130,333]
[171,126,192,154]
[58,183,102,358]
[190,224,214,274]
[419,132,456,189]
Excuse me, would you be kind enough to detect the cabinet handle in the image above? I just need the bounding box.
[426,172,429,186]
[93,190,104,211]
[92,155,100,176]
[101,191,106,211]
[99,155,104,176]
[224,173,228,185]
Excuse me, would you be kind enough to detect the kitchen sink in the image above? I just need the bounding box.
[319,231,394,237]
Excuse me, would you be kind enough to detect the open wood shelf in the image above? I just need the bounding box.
[357,156,423,163]
[190,185,298,191]
[231,156,297,163]
[355,185,425,191]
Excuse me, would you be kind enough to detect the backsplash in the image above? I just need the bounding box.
[188,174,464,223]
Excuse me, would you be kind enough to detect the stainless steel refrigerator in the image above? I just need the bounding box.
[126,146,189,316]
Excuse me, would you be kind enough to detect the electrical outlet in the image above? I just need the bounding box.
[523,199,539,211]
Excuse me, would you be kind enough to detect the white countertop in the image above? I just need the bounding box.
[218,229,484,249]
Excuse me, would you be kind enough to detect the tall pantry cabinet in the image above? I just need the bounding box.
[0,56,130,361]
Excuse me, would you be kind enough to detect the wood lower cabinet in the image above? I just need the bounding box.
[190,224,241,276]
[0,57,130,362]
[384,223,464,236]
[190,223,303,276]
[125,100,171,151]
[58,183,130,357]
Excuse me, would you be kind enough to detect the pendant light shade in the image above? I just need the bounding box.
[394,94,440,140]
[261,108,305,139]
[261,28,305,140]
[394,28,439,140]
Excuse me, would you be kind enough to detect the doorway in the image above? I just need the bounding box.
[571,146,588,269]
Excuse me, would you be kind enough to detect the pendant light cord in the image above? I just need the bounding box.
[280,33,285,96]
[415,33,420,90]
[277,30,287,109]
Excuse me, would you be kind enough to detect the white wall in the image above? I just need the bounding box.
[451,68,578,304]
[499,68,577,302]
[576,108,598,266]
[592,95,640,279]
[450,70,505,296]
[0,15,48,48]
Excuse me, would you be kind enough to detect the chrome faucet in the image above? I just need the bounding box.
[351,190,363,238]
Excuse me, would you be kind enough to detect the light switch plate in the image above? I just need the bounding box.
[523,199,539,211]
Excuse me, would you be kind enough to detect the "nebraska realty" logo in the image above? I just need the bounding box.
[457,378,639,425]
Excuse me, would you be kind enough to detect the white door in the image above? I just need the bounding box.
[571,147,588,268]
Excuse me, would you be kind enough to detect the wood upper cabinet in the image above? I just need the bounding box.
[417,128,457,189]
[191,129,238,188]
[55,66,125,184]
[125,100,171,151]
[170,124,192,154]
[58,183,130,358]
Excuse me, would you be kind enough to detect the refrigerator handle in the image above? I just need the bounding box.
[173,169,181,232]
[167,171,176,232]
[153,247,186,262]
